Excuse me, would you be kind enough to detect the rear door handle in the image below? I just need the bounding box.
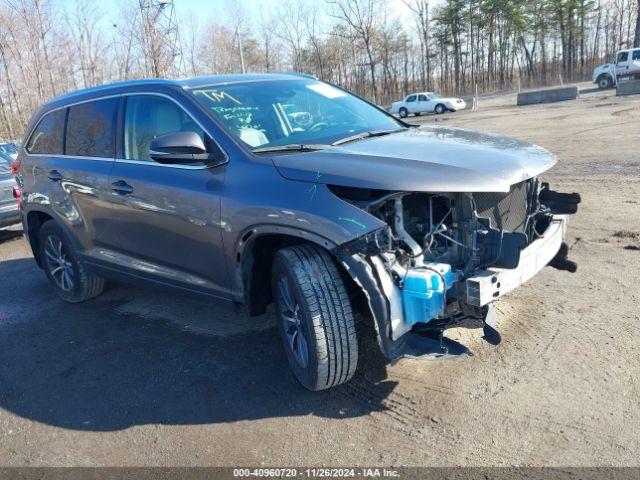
[111,180,134,195]
[48,170,63,182]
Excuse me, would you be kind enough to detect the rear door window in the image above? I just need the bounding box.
[123,95,205,161]
[66,98,119,158]
[633,50,640,60]
[26,109,66,155]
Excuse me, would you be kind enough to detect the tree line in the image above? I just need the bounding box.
[0,0,639,140]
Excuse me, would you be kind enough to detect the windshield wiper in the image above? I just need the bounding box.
[332,127,406,146]
[252,143,332,154]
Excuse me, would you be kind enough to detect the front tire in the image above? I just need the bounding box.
[399,107,408,118]
[272,244,358,391]
[435,103,446,114]
[39,220,104,303]
[597,75,612,89]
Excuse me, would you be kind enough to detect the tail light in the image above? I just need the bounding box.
[10,158,20,175]
[12,186,22,210]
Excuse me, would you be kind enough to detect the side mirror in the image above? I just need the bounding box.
[149,131,220,165]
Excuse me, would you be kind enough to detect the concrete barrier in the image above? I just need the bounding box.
[616,80,640,96]
[517,86,579,106]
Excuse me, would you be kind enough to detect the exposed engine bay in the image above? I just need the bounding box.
[332,179,580,358]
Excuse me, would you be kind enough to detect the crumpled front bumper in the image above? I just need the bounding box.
[465,215,568,306]
[338,214,571,361]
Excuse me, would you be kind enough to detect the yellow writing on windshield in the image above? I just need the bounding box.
[193,89,242,105]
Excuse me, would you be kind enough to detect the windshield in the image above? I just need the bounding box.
[429,93,441,99]
[189,79,403,151]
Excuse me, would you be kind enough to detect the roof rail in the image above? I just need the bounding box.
[45,78,178,105]
[278,71,317,80]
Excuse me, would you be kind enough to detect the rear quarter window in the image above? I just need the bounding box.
[66,98,119,158]
[26,109,66,155]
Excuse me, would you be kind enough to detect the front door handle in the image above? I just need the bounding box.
[48,170,63,182]
[112,180,134,195]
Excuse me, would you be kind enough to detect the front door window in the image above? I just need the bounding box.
[124,95,205,162]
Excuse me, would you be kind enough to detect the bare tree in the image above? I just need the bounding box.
[403,0,431,90]
[256,12,281,72]
[327,0,382,102]
[182,12,202,76]
[635,0,640,46]
[305,4,328,78]
[66,0,106,88]
[276,0,307,71]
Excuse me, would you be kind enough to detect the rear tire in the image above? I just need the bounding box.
[39,220,104,303]
[399,107,408,118]
[272,244,358,391]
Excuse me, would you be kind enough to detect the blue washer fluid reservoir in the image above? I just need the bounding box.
[402,263,457,326]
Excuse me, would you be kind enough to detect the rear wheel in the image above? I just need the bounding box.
[435,103,446,114]
[272,244,358,391]
[39,220,104,303]
[399,107,408,118]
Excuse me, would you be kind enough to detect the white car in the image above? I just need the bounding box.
[593,47,640,89]
[0,142,18,160]
[388,92,466,118]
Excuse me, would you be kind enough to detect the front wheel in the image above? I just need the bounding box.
[435,104,446,114]
[272,244,358,391]
[39,220,105,303]
[399,107,408,118]
[598,75,612,89]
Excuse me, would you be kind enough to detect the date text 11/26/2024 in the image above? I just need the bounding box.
[232,468,400,478]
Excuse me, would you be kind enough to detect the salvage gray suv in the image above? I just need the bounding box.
[14,73,580,391]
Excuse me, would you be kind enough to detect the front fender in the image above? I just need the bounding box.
[220,159,386,298]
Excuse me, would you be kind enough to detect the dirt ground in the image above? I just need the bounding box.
[0,83,638,467]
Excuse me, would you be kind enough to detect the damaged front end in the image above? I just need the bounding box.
[332,180,581,361]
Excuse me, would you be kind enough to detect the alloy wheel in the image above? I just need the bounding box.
[277,275,309,369]
[44,235,74,292]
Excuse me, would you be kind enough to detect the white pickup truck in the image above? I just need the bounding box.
[388,92,466,118]
[593,48,640,89]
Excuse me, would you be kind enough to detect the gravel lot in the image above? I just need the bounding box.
[1,84,639,467]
